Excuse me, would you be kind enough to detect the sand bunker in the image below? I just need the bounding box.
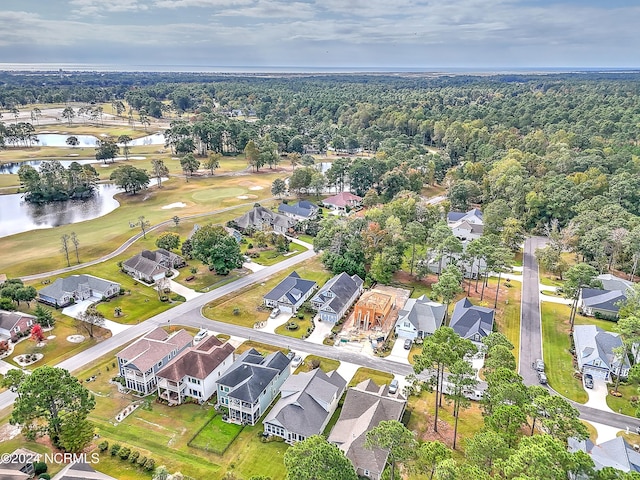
[162,202,187,209]
[248,186,264,191]
[237,195,250,199]
[67,153,79,157]
[129,156,146,160]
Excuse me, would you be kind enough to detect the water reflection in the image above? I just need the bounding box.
[0,159,96,175]
[33,133,165,147]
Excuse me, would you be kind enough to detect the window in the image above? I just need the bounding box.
[13,326,20,333]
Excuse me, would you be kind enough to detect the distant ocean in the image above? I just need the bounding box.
[0,63,637,74]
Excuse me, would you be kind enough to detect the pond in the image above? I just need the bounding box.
[0,159,96,175]
[0,177,165,238]
[34,132,165,147]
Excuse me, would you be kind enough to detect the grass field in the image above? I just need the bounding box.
[348,367,394,387]
[189,414,244,454]
[295,355,340,374]
[540,302,587,403]
[202,257,330,328]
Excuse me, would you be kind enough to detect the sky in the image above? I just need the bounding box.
[1,0,639,70]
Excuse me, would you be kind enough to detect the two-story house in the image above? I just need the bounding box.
[263,271,317,314]
[573,325,630,380]
[116,328,193,395]
[233,206,296,234]
[447,208,484,242]
[278,201,319,221]
[263,368,346,444]
[216,348,291,426]
[310,272,363,323]
[156,334,235,405]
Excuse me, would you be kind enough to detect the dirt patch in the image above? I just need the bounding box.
[0,423,21,442]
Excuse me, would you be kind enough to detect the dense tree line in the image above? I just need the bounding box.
[17,161,99,203]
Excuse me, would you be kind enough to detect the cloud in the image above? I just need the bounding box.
[153,0,253,8]
[69,0,148,16]
[213,1,316,19]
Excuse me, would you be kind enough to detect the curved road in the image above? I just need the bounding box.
[519,237,640,431]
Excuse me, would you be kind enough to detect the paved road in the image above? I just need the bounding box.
[518,236,640,431]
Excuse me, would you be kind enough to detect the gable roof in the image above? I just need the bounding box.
[263,369,346,437]
[447,208,483,223]
[312,272,363,314]
[156,335,235,382]
[264,271,317,304]
[396,295,446,334]
[573,324,630,371]
[0,310,35,331]
[450,219,484,235]
[323,192,362,208]
[117,328,193,373]
[234,206,295,230]
[581,287,627,312]
[39,274,119,301]
[597,274,634,293]
[278,201,317,218]
[52,461,118,480]
[450,298,495,340]
[328,380,406,477]
[123,249,185,278]
[218,349,291,404]
[569,436,640,472]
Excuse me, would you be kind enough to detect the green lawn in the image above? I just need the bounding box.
[274,315,314,339]
[202,257,331,328]
[540,302,587,403]
[606,383,637,416]
[295,355,340,374]
[348,367,394,387]
[244,242,307,267]
[235,340,289,356]
[172,266,248,293]
[189,414,244,454]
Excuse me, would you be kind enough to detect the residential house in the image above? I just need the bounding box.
[0,448,38,480]
[263,368,346,444]
[0,310,35,340]
[573,325,630,380]
[310,272,364,323]
[263,271,317,314]
[156,335,235,405]
[122,249,186,284]
[578,274,633,319]
[233,206,296,234]
[447,208,484,242]
[52,461,119,480]
[38,274,120,308]
[322,192,362,212]
[353,290,394,331]
[449,298,495,345]
[117,328,193,395]
[394,295,446,341]
[278,200,319,221]
[569,436,640,476]
[328,379,407,480]
[216,348,292,425]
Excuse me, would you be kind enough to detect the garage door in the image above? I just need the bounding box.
[583,366,608,379]
[279,304,293,314]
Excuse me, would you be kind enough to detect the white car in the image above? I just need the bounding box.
[388,379,399,394]
[291,355,303,368]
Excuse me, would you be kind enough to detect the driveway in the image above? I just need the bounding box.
[336,361,360,384]
[387,337,411,364]
[261,312,292,334]
[585,377,615,413]
[306,317,334,345]
[61,298,131,335]
[167,270,202,301]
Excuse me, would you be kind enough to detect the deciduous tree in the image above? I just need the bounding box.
[283,435,357,480]
[156,232,181,251]
[191,224,243,275]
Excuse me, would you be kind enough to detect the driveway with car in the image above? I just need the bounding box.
[585,377,615,413]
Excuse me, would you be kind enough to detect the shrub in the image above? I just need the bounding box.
[286,322,299,331]
[233,308,241,316]
[38,475,51,480]
[247,243,254,249]
[110,444,121,456]
[137,456,148,467]
[297,313,304,319]
[144,458,155,471]
[129,451,140,464]
[98,440,109,452]
[34,462,48,475]
[119,447,131,460]
[119,287,125,295]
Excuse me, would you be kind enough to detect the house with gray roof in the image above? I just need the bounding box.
[450,298,495,345]
[328,379,407,480]
[0,448,38,480]
[264,271,317,314]
[263,368,346,444]
[122,249,186,284]
[278,200,318,221]
[0,310,35,340]
[573,324,630,380]
[233,206,296,234]
[579,275,633,319]
[117,327,193,395]
[395,295,446,341]
[38,274,120,308]
[52,461,118,480]
[156,334,235,405]
[311,272,363,323]
[447,208,484,242]
[216,348,292,425]
[569,436,640,476]
[447,208,483,225]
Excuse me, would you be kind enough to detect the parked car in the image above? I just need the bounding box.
[404,339,412,350]
[584,373,594,389]
[194,330,208,343]
[291,355,303,368]
[532,359,545,372]
[538,372,548,385]
[269,308,281,319]
[389,378,399,394]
